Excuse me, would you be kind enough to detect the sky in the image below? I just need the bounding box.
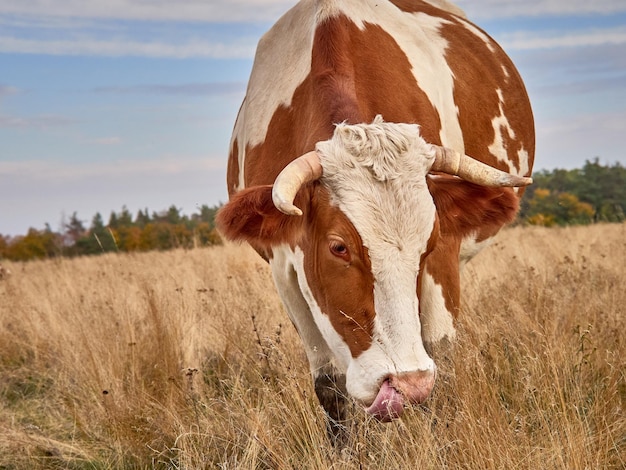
[1,0,625,236]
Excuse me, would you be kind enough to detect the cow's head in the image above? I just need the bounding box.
[216,116,530,420]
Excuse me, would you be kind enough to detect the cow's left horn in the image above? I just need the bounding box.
[272,151,323,216]
[431,145,532,187]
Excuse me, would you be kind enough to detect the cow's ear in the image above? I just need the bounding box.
[215,185,305,248]
[428,177,519,236]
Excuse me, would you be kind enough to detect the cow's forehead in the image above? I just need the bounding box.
[317,119,431,177]
[317,120,438,267]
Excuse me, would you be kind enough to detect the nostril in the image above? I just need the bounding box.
[389,369,436,405]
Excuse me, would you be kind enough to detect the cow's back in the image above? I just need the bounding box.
[227,0,534,196]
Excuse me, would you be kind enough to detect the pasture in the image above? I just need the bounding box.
[0,224,625,469]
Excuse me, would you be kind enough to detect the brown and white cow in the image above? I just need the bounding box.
[216,0,534,427]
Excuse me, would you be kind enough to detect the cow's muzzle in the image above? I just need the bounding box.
[365,369,436,421]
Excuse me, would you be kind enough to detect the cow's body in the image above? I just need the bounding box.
[217,0,534,430]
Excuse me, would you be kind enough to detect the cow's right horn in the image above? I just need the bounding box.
[431,145,532,187]
[272,151,323,216]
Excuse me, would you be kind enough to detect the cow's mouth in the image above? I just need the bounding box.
[365,379,405,422]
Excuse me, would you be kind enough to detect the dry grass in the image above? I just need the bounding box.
[0,224,625,469]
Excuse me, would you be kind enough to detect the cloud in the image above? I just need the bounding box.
[1,1,624,60]
[457,0,626,19]
[0,35,257,58]
[0,85,20,110]
[5,0,623,23]
[540,109,626,135]
[500,26,626,50]
[0,156,226,182]
[90,137,123,145]
[534,74,626,96]
[0,5,265,58]
[0,113,74,129]
[93,82,247,96]
[0,0,294,23]
[0,13,96,31]
[0,85,20,97]
[506,41,625,105]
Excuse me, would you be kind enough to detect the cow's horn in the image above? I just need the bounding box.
[272,151,323,216]
[431,145,532,187]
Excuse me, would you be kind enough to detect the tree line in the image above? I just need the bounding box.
[1,159,624,262]
[520,159,626,226]
[0,205,222,262]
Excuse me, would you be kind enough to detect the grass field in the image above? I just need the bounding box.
[1,224,625,469]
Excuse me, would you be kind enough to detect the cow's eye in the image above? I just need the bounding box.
[329,239,350,260]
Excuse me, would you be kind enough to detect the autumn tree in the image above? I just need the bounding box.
[521,159,625,225]
[2,227,60,261]
[1,202,217,261]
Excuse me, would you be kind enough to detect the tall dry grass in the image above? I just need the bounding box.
[0,224,624,469]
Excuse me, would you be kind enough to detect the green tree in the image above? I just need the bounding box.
[165,205,182,225]
[195,204,220,226]
[108,211,119,229]
[74,212,117,255]
[64,212,86,249]
[118,206,133,227]
[578,159,626,222]
[135,209,151,228]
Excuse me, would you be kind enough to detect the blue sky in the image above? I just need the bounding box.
[1,0,625,236]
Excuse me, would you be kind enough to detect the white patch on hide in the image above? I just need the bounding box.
[459,17,495,53]
[517,147,530,177]
[423,0,467,18]
[419,271,457,345]
[488,88,518,174]
[270,244,341,375]
[459,231,494,269]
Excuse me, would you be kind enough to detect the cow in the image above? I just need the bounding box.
[215,0,534,433]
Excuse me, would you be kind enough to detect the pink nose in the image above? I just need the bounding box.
[365,369,436,422]
[390,369,436,405]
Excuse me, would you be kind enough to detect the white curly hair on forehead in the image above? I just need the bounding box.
[318,115,436,183]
